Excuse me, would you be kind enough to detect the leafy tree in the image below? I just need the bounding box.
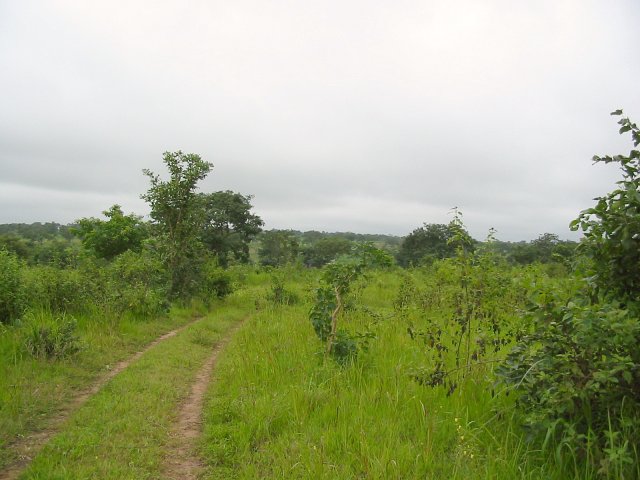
[499,111,640,473]
[258,230,299,267]
[310,243,393,362]
[141,151,213,298]
[571,110,640,300]
[0,234,32,259]
[31,237,81,268]
[302,237,353,267]
[72,205,148,260]
[397,223,459,267]
[200,191,263,266]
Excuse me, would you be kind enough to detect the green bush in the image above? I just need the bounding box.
[200,258,234,300]
[23,312,83,359]
[267,275,299,305]
[106,250,169,317]
[499,112,640,476]
[0,249,26,323]
[23,265,89,313]
[498,293,640,471]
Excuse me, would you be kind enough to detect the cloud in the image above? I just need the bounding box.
[1,0,638,240]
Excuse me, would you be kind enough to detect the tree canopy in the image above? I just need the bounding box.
[200,191,263,266]
[72,205,148,260]
[141,151,213,297]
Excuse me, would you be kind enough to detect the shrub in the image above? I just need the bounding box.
[23,312,83,359]
[499,112,640,476]
[23,265,89,313]
[267,275,299,305]
[200,258,234,299]
[0,249,26,323]
[106,250,169,317]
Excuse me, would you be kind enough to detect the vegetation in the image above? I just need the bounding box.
[498,111,640,477]
[200,190,264,266]
[2,113,640,478]
[72,205,148,260]
[142,150,213,298]
[258,229,300,267]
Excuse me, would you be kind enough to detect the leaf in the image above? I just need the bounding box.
[611,109,623,116]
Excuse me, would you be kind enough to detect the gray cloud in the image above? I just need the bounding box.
[1,0,638,241]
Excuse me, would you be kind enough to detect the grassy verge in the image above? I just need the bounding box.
[0,302,207,470]
[201,271,559,479]
[19,289,252,479]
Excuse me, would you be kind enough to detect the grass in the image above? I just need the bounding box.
[19,289,252,479]
[0,302,206,470]
[3,264,626,478]
[200,269,562,479]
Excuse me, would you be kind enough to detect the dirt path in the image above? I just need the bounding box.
[162,320,245,480]
[0,317,202,480]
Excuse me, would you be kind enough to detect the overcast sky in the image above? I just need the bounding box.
[1,0,638,241]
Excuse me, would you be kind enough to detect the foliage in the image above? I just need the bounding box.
[0,234,32,259]
[23,312,83,359]
[397,221,472,267]
[498,292,640,474]
[200,257,235,299]
[408,220,518,395]
[267,274,299,305]
[302,236,353,267]
[506,233,577,266]
[106,250,169,317]
[30,236,81,268]
[571,111,640,301]
[72,205,148,260]
[22,265,90,313]
[309,243,392,363]
[0,249,26,324]
[499,111,640,476]
[258,230,300,267]
[0,222,73,241]
[200,191,263,266]
[141,151,213,298]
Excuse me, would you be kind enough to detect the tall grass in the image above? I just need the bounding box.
[201,269,566,479]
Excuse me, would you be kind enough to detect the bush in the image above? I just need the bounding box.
[200,258,234,299]
[267,275,299,305]
[106,250,169,317]
[23,265,89,313]
[0,249,26,323]
[498,293,640,470]
[23,312,83,359]
[499,112,640,476]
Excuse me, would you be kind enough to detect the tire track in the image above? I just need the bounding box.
[0,316,202,480]
[163,320,245,480]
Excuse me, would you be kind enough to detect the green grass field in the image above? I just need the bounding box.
[0,266,621,479]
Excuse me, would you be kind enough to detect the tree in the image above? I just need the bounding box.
[571,110,640,300]
[397,223,457,267]
[72,205,148,260]
[302,237,353,267]
[258,230,299,267]
[141,151,213,298]
[200,191,263,266]
[499,111,640,472]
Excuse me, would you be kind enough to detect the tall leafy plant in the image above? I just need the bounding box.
[309,243,392,363]
[499,111,640,476]
[141,151,212,298]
